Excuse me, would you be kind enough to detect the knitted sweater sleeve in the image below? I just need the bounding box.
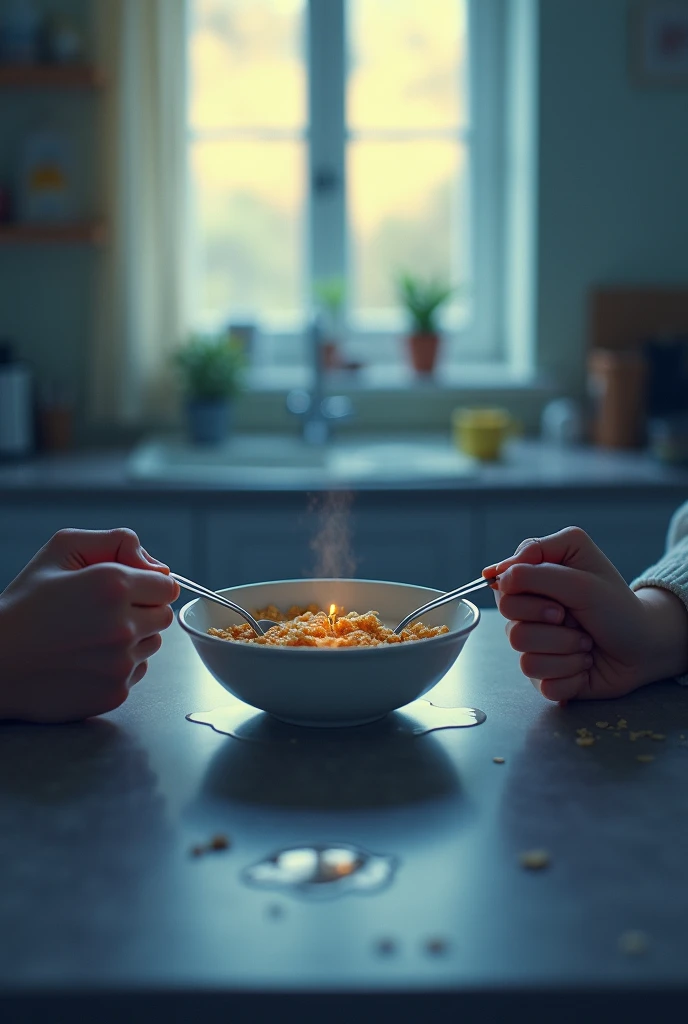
[630,500,688,684]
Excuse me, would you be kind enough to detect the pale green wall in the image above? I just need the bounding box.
[536,0,688,393]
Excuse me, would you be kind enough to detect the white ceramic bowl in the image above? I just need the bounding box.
[178,578,480,727]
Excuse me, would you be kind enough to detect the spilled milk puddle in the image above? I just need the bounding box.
[187,698,486,741]
[243,843,396,899]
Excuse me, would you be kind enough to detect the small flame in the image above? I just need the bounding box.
[328,603,337,632]
[329,603,336,617]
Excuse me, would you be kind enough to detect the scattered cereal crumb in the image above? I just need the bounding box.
[651,733,666,741]
[425,937,450,955]
[619,930,649,955]
[191,834,232,856]
[376,937,397,955]
[576,727,592,737]
[576,736,595,747]
[617,719,628,729]
[636,754,655,763]
[493,756,505,764]
[210,834,231,851]
[596,721,609,729]
[519,849,550,870]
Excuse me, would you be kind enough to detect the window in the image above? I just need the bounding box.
[187,0,505,374]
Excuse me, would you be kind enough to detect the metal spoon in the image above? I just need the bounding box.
[172,571,500,640]
[171,573,276,636]
[392,574,499,634]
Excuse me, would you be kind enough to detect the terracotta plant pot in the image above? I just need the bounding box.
[322,340,343,370]
[408,332,440,374]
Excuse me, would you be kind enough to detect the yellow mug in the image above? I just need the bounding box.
[452,407,515,462]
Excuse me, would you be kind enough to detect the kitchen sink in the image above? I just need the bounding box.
[127,434,476,485]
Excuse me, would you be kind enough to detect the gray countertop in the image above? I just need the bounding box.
[1,439,688,498]
[2,612,688,1021]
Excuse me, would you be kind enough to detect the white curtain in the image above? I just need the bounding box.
[91,0,189,423]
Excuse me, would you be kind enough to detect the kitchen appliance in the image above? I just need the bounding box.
[0,341,34,458]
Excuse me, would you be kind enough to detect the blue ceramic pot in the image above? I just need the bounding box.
[186,399,232,445]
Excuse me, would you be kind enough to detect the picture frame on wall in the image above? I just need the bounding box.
[630,1,688,85]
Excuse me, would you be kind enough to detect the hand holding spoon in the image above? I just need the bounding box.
[171,573,276,636]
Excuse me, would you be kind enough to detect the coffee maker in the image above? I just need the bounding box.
[0,340,34,459]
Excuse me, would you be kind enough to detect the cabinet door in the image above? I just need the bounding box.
[202,509,313,589]
[0,505,195,590]
[351,507,474,591]
[483,500,678,584]
[202,502,475,594]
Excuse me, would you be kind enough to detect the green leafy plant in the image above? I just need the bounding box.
[314,276,346,317]
[174,332,245,401]
[396,272,456,335]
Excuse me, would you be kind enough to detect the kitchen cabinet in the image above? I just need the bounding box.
[201,503,474,594]
[202,509,313,590]
[348,506,473,591]
[0,506,195,590]
[483,500,677,585]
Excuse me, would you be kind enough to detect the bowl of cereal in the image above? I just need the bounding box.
[178,578,480,727]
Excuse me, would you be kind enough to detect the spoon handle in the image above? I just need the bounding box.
[393,575,499,634]
[171,573,266,636]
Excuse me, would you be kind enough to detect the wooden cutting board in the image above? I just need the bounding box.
[589,288,688,350]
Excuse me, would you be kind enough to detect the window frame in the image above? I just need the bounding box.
[188,0,508,373]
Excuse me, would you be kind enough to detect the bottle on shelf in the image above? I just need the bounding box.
[18,121,74,223]
[0,340,34,459]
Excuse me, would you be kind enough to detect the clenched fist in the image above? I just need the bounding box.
[0,528,180,722]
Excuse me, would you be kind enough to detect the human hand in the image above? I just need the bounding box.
[483,526,688,702]
[0,528,180,723]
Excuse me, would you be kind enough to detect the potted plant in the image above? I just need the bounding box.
[397,272,456,375]
[174,332,244,445]
[314,275,346,369]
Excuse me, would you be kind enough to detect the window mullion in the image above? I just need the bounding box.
[307,0,346,295]
[467,0,505,359]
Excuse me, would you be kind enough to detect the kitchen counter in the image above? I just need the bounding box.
[1,438,688,496]
[1,612,688,1022]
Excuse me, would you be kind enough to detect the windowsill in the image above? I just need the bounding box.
[244,363,549,393]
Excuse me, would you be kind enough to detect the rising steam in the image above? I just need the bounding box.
[308,490,357,578]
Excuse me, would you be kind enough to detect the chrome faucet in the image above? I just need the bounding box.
[286,314,354,445]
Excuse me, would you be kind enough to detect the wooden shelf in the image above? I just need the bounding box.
[0,65,104,89]
[0,222,107,245]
